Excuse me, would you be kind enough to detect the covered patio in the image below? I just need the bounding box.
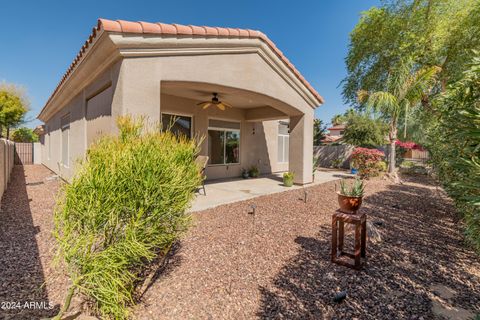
[191,169,352,212]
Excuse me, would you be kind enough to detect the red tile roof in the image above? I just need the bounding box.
[327,124,346,131]
[43,19,324,115]
[321,135,342,143]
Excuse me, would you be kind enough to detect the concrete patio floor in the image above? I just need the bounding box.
[190,168,353,212]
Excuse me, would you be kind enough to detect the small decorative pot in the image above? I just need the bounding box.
[283,177,294,187]
[351,168,358,174]
[337,193,363,213]
[242,172,249,179]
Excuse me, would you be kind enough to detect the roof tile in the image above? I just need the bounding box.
[190,25,206,36]
[117,20,143,33]
[216,27,230,36]
[157,23,176,35]
[173,24,193,35]
[139,21,161,33]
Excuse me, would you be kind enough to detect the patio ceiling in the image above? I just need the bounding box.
[161,81,298,118]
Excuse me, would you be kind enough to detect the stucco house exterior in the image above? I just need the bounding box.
[321,124,345,144]
[37,19,324,184]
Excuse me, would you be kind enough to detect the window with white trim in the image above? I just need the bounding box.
[61,114,70,167]
[277,121,289,163]
[208,119,240,165]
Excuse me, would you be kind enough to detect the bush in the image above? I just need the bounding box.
[350,147,385,178]
[426,55,480,251]
[376,160,388,172]
[342,113,388,148]
[249,165,260,178]
[11,127,38,142]
[54,116,201,319]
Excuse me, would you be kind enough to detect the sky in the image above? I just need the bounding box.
[0,0,380,128]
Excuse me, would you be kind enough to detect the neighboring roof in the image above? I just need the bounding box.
[42,18,324,114]
[327,124,346,131]
[321,135,342,143]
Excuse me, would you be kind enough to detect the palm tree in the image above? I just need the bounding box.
[331,114,345,126]
[357,61,440,175]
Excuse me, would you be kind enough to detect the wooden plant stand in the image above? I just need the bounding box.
[331,209,366,270]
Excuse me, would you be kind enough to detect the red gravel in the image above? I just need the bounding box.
[0,165,71,320]
[1,166,479,319]
[134,174,480,319]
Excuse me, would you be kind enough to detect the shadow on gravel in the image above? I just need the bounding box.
[0,165,59,319]
[257,176,480,319]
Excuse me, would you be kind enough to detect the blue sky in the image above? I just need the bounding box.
[0,0,380,128]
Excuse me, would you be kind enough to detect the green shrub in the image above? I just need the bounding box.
[400,160,416,168]
[249,165,260,178]
[54,116,201,319]
[376,160,388,172]
[427,55,480,251]
[283,171,294,187]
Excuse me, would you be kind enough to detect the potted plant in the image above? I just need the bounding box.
[337,178,364,213]
[241,168,249,179]
[283,172,294,187]
[249,165,259,178]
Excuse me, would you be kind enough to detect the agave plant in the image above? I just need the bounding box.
[339,178,365,197]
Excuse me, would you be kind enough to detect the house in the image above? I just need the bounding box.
[321,124,345,144]
[327,124,345,137]
[37,19,324,184]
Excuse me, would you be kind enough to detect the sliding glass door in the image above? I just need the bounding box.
[208,119,240,165]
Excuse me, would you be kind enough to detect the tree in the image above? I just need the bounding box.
[331,114,346,126]
[358,60,440,174]
[342,0,476,105]
[0,83,29,139]
[11,127,39,142]
[313,118,327,145]
[342,113,388,148]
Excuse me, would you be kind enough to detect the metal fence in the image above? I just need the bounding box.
[14,142,33,165]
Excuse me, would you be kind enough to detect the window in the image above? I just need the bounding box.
[340,130,345,135]
[277,121,289,163]
[61,114,70,167]
[208,119,240,165]
[162,113,192,139]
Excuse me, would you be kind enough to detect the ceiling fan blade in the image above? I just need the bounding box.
[197,102,211,109]
[217,103,226,111]
[220,101,233,108]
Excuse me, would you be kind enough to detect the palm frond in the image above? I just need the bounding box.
[404,66,442,102]
[365,91,400,117]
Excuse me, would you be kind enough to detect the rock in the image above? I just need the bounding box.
[333,291,347,303]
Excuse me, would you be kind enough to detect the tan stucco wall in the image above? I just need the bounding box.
[41,62,120,180]
[41,47,315,183]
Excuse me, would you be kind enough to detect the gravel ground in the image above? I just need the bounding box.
[0,165,479,319]
[134,174,480,319]
[0,165,70,320]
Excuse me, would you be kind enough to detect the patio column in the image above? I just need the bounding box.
[289,112,313,185]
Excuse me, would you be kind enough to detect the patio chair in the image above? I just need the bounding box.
[195,155,209,196]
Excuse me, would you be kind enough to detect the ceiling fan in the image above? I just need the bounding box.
[196,93,232,111]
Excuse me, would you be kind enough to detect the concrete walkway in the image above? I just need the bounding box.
[190,169,352,212]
